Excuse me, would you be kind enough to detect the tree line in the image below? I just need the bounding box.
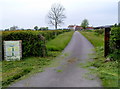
[4,26,49,31]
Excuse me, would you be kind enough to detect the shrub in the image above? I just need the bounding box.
[2,31,47,59]
[109,27,120,61]
[94,29,104,35]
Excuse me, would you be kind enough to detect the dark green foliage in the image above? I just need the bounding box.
[39,27,48,30]
[34,26,38,30]
[109,27,120,61]
[2,31,46,58]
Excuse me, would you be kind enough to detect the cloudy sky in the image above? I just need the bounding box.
[0,0,119,29]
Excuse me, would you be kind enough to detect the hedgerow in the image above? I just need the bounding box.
[2,30,70,59]
[2,31,46,58]
[109,27,120,61]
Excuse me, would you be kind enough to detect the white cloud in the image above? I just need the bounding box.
[0,0,119,29]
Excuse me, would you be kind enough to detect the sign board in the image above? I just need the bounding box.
[4,40,22,61]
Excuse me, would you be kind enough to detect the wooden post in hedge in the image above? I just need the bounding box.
[104,27,111,57]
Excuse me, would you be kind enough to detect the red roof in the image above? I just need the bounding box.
[68,25,74,27]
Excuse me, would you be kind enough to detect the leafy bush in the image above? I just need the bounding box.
[94,29,104,35]
[109,27,120,61]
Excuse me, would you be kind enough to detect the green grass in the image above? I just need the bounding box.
[79,31,118,87]
[56,69,63,73]
[80,31,104,47]
[2,57,52,87]
[46,31,74,51]
[2,31,74,87]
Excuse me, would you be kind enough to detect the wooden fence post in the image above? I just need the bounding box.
[104,27,111,57]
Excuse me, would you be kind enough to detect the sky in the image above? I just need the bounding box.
[0,0,119,29]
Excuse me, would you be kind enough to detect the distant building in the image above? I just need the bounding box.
[68,25,75,30]
[68,25,83,31]
[68,25,94,30]
[74,26,83,31]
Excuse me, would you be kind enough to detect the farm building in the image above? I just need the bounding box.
[68,25,94,31]
[68,25,83,31]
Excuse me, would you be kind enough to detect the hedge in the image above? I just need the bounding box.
[109,27,120,61]
[2,30,70,59]
[2,31,46,59]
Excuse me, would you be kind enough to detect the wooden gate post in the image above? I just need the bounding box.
[104,27,111,57]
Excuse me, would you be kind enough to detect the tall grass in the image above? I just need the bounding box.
[80,31,118,87]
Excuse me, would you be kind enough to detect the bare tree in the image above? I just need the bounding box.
[47,3,66,30]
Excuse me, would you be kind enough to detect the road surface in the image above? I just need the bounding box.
[9,31,102,87]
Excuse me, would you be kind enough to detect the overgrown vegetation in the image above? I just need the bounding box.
[94,29,104,35]
[109,27,120,61]
[80,30,118,87]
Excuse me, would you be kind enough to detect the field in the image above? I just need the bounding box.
[80,30,118,87]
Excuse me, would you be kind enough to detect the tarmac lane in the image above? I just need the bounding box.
[9,31,102,87]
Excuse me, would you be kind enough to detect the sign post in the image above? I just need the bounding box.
[104,28,111,57]
[4,40,22,61]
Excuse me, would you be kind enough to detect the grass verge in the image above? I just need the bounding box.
[46,31,74,51]
[2,57,52,87]
[79,31,118,87]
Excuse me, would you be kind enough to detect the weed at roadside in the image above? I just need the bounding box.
[79,31,118,87]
